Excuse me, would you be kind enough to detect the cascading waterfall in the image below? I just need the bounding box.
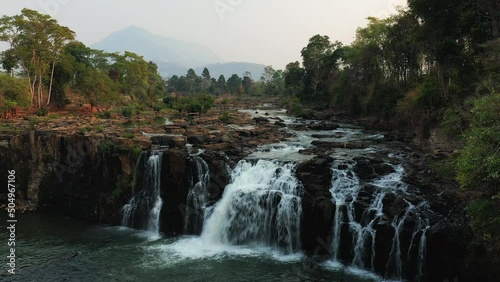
[201,159,302,254]
[330,166,361,261]
[329,161,430,280]
[122,151,163,235]
[184,152,211,234]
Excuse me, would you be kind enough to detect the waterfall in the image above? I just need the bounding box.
[184,153,211,234]
[201,159,302,254]
[330,167,361,261]
[122,151,163,235]
[329,161,430,281]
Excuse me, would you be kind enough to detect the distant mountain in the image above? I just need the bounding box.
[92,26,267,79]
[91,26,221,70]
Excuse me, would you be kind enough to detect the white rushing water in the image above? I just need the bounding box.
[122,151,163,236]
[201,159,302,254]
[329,159,429,281]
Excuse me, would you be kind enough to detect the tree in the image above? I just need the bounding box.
[202,67,211,80]
[227,74,242,94]
[201,67,211,92]
[301,35,344,101]
[0,49,18,76]
[0,9,75,109]
[217,74,227,94]
[186,68,201,94]
[45,23,75,106]
[242,74,254,95]
[0,74,30,118]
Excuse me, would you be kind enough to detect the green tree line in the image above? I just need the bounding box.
[166,66,285,97]
[0,8,165,113]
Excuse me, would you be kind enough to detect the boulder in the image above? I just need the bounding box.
[353,157,376,180]
[308,121,339,131]
[253,117,270,124]
[374,163,395,176]
[312,140,368,149]
[187,135,206,145]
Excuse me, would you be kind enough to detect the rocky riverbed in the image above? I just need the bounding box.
[0,104,481,281]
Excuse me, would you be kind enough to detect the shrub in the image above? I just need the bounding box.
[218,111,233,123]
[121,107,133,118]
[122,132,135,139]
[36,108,48,117]
[457,93,500,191]
[98,111,112,119]
[97,140,116,155]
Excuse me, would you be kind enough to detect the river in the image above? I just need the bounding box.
[1,109,428,282]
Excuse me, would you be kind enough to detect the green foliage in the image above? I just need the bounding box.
[97,140,116,155]
[218,111,233,123]
[457,93,500,191]
[441,107,469,137]
[131,146,143,159]
[121,106,133,118]
[28,119,37,130]
[0,9,75,109]
[0,74,30,112]
[429,157,457,180]
[35,108,48,117]
[467,198,500,243]
[97,110,112,119]
[121,132,135,139]
[163,94,215,113]
[365,83,403,119]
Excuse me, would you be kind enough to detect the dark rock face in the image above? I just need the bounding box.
[0,132,137,224]
[200,151,232,204]
[158,150,191,234]
[297,155,334,256]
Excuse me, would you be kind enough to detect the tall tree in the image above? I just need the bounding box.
[0,9,75,109]
[227,74,242,94]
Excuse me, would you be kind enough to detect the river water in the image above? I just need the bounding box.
[0,213,382,281]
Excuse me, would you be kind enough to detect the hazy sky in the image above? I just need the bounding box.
[0,0,406,69]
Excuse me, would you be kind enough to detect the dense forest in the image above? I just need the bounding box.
[1,0,500,274]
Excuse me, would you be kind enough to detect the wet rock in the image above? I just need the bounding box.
[236,130,252,137]
[353,157,376,179]
[373,163,395,176]
[382,194,408,218]
[297,155,335,255]
[221,134,233,143]
[187,135,206,145]
[311,140,368,149]
[337,164,348,170]
[151,136,186,148]
[253,117,270,124]
[288,124,308,131]
[308,121,339,131]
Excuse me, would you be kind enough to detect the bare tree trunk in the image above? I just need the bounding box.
[47,61,56,106]
[437,63,448,100]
